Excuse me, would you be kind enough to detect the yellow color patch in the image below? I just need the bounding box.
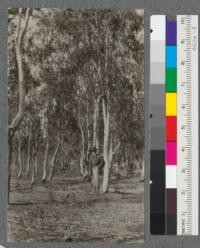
[166,93,177,116]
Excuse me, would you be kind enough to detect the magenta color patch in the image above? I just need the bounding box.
[166,142,177,165]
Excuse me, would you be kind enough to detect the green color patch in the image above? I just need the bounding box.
[166,68,177,92]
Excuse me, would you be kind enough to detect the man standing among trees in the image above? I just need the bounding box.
[88,147,105,193]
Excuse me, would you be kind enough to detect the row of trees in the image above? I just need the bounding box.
[8,8,144,196]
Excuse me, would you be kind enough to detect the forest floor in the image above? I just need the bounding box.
[7,175,144,243]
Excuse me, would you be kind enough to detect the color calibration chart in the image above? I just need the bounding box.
[150,15,199,235]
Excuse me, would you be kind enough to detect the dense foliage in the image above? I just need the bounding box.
[8,8,144,192]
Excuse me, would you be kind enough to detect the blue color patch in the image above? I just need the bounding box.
[166,46,177,68]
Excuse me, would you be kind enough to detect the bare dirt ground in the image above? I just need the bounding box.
[7,175,144,243]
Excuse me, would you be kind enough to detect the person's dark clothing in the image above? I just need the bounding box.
[98,155,105,175]
[88,152,98,168]
[88,151,105,176]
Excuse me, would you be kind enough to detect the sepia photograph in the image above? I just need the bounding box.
[7,8,144,243]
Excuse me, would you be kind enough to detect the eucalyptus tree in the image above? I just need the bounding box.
[8,8,144,194]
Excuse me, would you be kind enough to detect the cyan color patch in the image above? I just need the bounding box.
[166,46,177,68]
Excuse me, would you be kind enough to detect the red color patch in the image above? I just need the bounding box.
[166,116,177,141]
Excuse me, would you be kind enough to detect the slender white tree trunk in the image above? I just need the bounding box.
[42,138,49,182]
[93,95,102,150]
[101,97,120,193]
[80,150,85,176]
[17,132,23,178]
[8,8,30,204]
[86,103,91,158]
[79,120,85,176]
[60,136,64,174]
[35,153,38,174]
[48,142,60,181]
[125,147,128,168]
[61,151,64,170]
[48,122,60,180]
[102,97,110,193]
[9,8,31,131]
[31,159,35,186]
[140,160,144,182]
[26,129,32,176]
[93,101,98,148]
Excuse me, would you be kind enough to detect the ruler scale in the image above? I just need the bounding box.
[150,15,199,235]
[177,15,199,235]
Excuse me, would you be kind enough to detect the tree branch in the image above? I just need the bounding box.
[18,8,31,43]
[102,97,107,125]
[9,8,31,132]
[96,94,103,104]
[112,142,120,156]
[91,59,101,81]
[15,8,22,45]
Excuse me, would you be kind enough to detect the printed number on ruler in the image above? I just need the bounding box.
[177,15,199,235]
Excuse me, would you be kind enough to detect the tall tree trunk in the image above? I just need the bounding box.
[101,97,120,193]
[48,121,60,181]
[102,97,110,193]
[61,156,64,169]
[33,128,42,175]
[8,8,31,204]
[93,99,98,149]
[48,142,60,181]
[31,163,35,186]
[93,95,102,151]
[35,153,38,174]
[42,138,49,183]
[125,147,128,168]
[140,160,144,182]
[61,136,64,169]
[79,118,85,176]
[131,151,133,165]
[26,128,32,176]
[109,138,120,176]
[17,132,23,178]
[9,8,30,131]
[31,151,35,186]
[108,135,114,169]
[86,103,91,159]
[22,150,25,174]
[80,150,85,176]
[128,148,133,175]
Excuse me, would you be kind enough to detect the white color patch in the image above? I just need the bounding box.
[150,15,166,41]
[166,166,177,189]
